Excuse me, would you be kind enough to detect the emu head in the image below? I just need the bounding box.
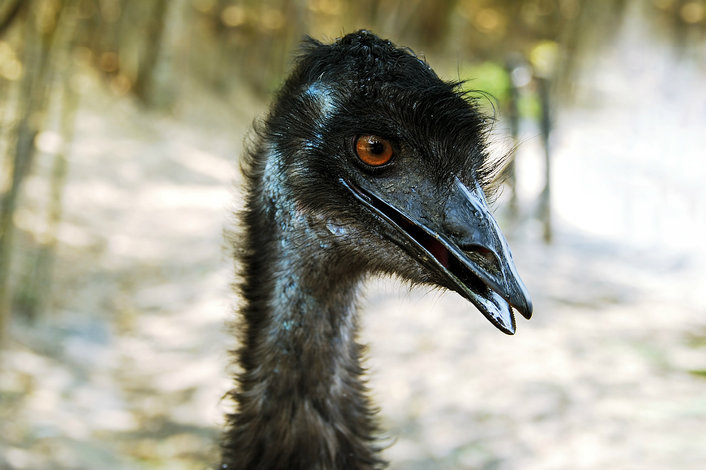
[255,30,532,334]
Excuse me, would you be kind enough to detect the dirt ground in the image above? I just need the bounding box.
[2,20,705,469]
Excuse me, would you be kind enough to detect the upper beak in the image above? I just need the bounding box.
[341,175,532,334]
[434,177,533,333]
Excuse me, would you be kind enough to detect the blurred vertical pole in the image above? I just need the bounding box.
[15,2,79,321]
[537,75,552,243]
[0,0,63,343]
[133,0,169,106]
[505,57,522,218]
[0,1,31,345]
[0,0,26,347]
[530,37,558,245]
[23,83,78,321]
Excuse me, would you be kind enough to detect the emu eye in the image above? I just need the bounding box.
[355,135,394,167]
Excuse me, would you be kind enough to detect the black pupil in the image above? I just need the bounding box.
[368,139,385,154]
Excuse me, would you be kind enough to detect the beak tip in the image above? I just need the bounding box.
[518,300,533,320]
[512,283,533,320]
[495,310,516,335]
[501,322,516,335]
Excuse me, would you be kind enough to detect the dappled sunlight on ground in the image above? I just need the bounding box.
[366,229,705,469]
[1,85,243,469]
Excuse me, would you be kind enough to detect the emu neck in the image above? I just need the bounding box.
[222,174,381,469]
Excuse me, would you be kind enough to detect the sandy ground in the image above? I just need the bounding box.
[2,15,705,469]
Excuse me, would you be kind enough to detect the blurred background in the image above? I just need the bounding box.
[1,0,705,469]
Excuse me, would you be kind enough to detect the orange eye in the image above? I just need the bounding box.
[355,135,394,167]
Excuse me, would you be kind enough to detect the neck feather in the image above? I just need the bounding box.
[222,173,384,470]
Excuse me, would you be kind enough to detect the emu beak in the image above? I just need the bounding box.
[341,176,532,335]
[436,177,533,333]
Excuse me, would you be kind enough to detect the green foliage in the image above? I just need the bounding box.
[457,61,541,119]
[517,92,542,120]
[458,61,510,104]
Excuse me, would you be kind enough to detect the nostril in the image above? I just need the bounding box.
[474,246,494,262]
[442,219,469,240]
[461,245,499,274]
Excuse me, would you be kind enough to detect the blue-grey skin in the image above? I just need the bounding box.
[222,31,532,470]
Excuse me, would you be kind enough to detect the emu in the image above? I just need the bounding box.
[222,30,532,470]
